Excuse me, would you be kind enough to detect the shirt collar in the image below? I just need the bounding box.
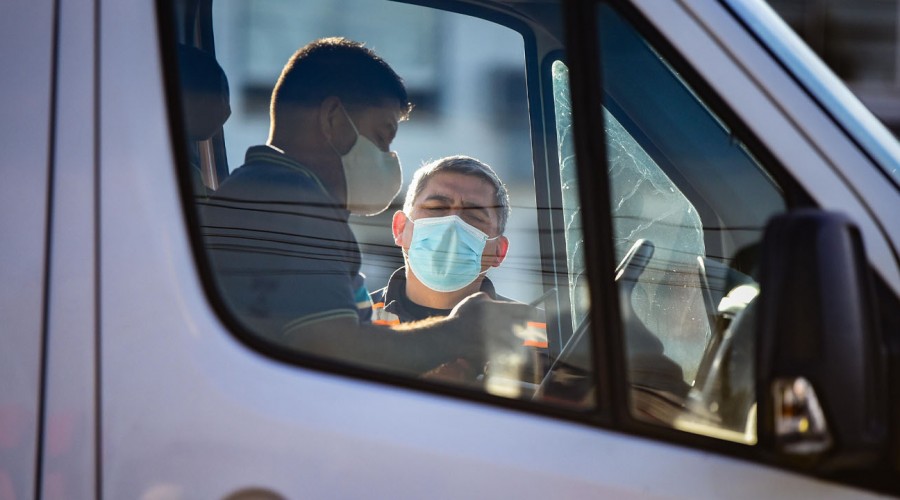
[245,145,333,199]
[383,267,499,313]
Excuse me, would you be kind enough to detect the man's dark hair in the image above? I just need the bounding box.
[271,37,411,122]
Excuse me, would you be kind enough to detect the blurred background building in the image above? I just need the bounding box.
[209,0,899,297]
[212,0,542,298]
[767,0,900,136]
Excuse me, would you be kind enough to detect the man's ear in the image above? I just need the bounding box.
[488,236,509,268]
[391,210,410,247]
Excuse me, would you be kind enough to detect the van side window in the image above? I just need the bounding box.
[169,0,597,409]
[555,4,788,442]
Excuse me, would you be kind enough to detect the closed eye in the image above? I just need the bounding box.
[463,212,487,225]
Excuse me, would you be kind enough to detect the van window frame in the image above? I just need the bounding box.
[157,0,615,423]
[158,0,862,481]
[564,0,821,460]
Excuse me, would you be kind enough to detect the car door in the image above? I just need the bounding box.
[1,1,56,498]
[561,0,897,490]
[85,0,897,497]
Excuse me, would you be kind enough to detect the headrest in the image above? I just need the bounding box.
[177,44,231,141]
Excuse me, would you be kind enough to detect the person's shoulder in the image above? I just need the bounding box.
[220,162,323,198]
[493,291,521,304]
[480,277,522,304]
[213,158,338,213]
[373,268,407,304]
[369,285,388,304]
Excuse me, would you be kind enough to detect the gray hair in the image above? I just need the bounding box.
[403,155,510,235]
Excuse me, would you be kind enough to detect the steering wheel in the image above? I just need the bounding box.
[614,239,670,355]
[615,239,654,309]
[429,239,669,399]
[535,239,687,403]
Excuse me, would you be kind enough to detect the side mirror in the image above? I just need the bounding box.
[756,210,887,471]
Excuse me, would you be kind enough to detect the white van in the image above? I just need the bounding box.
[3,0,899,497]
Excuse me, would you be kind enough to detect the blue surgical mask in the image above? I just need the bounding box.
[405,215,499,292]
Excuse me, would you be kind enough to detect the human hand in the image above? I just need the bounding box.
[446,292,533,379]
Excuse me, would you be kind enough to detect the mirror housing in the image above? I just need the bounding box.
[756,210,887,471]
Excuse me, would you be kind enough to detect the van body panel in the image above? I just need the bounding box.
[0,0,895,497]
[632,0,900,294]
[724,0,900,188]
[39,0,99,496]
[0,1,55,498]
[87,0,889,497]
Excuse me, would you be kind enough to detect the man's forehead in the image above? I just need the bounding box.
[415,172,497,205]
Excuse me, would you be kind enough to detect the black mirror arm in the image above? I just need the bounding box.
[756,209,888,471]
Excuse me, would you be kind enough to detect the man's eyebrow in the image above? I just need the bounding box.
[419,195,498,217]
[420,194,453,205]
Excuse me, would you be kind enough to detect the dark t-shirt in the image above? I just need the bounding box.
[370,267,507,323]
[371,268,551,385]
[198,145,368,341]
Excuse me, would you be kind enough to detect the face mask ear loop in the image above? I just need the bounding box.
[327,103,360,157]
[339,104,361,139]
[479,233,500,279]
[400,211,414,258]
[326,137,341,157]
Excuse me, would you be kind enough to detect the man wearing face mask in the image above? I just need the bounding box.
[371,156,526,321]
[199,38,530,378]
[371,157,548,382]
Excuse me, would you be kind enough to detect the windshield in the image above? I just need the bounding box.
[725,0,900,188]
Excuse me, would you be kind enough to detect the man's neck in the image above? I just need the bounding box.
[269,138,347,203]
[404,270,484,309]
